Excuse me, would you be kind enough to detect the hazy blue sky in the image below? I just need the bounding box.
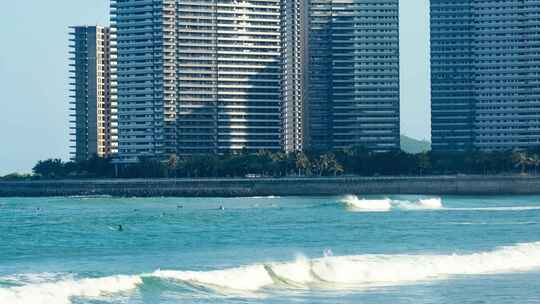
[0,1,430,175]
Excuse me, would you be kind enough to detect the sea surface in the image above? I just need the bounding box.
[1,195,540,304]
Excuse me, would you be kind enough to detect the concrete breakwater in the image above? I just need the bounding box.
[1,176,540,197]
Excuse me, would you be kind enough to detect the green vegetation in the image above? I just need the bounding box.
[0,173,35,181]
[3,148,540,180]
[400,135,431,154]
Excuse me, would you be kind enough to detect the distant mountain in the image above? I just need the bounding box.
[400,135,431,154]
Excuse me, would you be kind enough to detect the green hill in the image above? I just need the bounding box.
[401,135,431,154]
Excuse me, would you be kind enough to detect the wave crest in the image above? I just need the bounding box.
[153,242,540,292]
[154,265,272,291]
[394,197,444,210]
[3,242,540,302]
[340,195,443,212]
[0,275,142,304]
[340,195,392,212]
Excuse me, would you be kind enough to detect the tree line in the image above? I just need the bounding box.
[2,147,540,180]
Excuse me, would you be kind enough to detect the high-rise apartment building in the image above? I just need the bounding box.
[109,0,400,161]
[281,0,308,152]
[110,1,176,160]
[306,0,401,151]
[431,1,540,151]
[111,0,283,161]
[69,26,118,161]
[307,0,333,151]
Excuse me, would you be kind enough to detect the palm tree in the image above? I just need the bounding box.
[313,153,342,176]
[166,154,178,178]
[295,152,311,176]
[316,154,330,176]
[327,155,344,176]
[512,151,530,174]
[530,154,540,175]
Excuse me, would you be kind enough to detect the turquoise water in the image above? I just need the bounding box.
[1,195,540,303]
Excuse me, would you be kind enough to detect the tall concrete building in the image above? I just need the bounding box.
[110,0,400,161]
[112,0,283,161]
[281,0,308,152]
[431,1,540,151]
[306,0,401,151]
[69,26,118,161]
[306,0,333,151]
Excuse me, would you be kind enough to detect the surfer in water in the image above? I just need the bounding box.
[117,224,124,232]
[218,205,225,211]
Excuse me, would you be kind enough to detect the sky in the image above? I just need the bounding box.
[0,0,430,175]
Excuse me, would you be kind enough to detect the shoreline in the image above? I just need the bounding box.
[1,175,540,197]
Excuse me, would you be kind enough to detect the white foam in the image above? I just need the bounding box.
[4,242,540,301]
[340,195,392,212]
[0,273,73,286]
[448,206,540,212]
[306,242,540,286]
[251,196,280,199]
[153,242,540,292]
[417,198,443,209]
[341,196,444,212]
[154,265,273,291]
[0,275,142,304]
[394,198,444,210]
[67,195,113,199]
[341,197,540,212]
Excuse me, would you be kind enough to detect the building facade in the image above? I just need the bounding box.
[281,0,308,152]
[306,0,401,151]
[69,26,118,161]
[110,0,400,161]
[431,0,540,151]
[306,0,334,150]
[112,0,283,161]
[110,0,176,161]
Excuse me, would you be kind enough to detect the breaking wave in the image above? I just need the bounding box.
[340,196,540,213]
[393,198,444,210]
[340,195,392,212]
[153,242,540,292]
[2,242,540,302]
[0,275,142,304]
[0,273,74,287]
[340,195,443,212]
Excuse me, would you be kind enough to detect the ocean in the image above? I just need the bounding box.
[1,195,540,304]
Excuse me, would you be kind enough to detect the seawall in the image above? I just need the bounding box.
[1,176,540,197]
